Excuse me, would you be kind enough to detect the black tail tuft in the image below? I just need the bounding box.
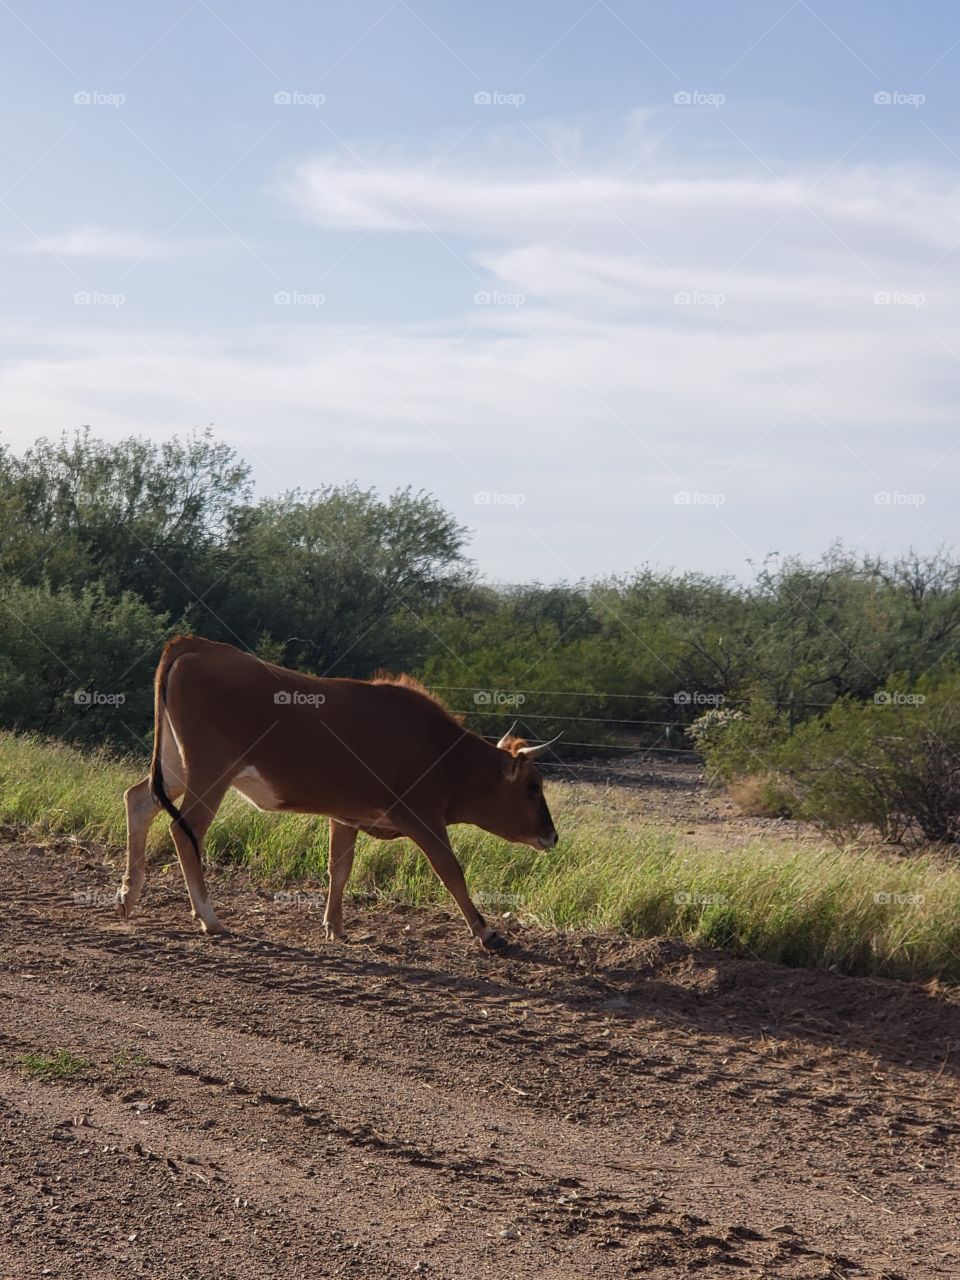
[151,642,201,859]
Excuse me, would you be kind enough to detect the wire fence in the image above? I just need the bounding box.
[431,683,837,709]
[437,681,850,782]
[439,684,706,767]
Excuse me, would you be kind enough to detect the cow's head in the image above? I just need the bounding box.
[487,726,559,850]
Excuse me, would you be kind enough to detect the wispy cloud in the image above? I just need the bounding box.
[283,154,960,258]
[7,124,959,579]
[26,225,232,260]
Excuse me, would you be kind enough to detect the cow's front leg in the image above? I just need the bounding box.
[407,821,508,951]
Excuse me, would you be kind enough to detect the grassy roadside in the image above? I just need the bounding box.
[1,730,959,983]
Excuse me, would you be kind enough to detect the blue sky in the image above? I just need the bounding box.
[2,0,959,580]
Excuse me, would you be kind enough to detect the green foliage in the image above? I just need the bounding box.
[421,583,608,747]
[421,550,960,756]
[0,428,250,620]
[2,428,960,786]
[775,677,960,844]
[217,484,469,673]
[690,701,790,782]
[0,581,169,747]
[0,432,470,743]
[697,676,960,845]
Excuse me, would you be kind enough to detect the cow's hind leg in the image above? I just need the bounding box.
[168,774,230,935]
[117,729,186,921]
[323,820,358,941]
[116,776,160,919]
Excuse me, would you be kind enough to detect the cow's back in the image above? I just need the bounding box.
[164,640,467,818]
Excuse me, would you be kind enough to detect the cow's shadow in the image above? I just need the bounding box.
[84,899,960,1090]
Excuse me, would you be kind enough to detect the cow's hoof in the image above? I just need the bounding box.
[324,923,344,942]
[199,915,228,936]
[115,890,131,920]
[481,930,509,952]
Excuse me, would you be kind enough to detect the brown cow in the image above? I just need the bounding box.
[117,635,558,949]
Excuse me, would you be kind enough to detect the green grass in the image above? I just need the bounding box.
[18,1048,89,1082]
[2,730,960,983]
[109,1049,147,1072]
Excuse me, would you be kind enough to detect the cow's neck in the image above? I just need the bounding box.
[444,733,503,825]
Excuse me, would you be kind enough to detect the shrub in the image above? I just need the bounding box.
[690,702,789,782]
[0,582,169,748]
[696,676,960,845]
[774,706,900,842]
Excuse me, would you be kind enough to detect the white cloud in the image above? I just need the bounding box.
[1,295,956,581]
[283,155,960,259]
[5,139,960,579]
[26,226,232,260]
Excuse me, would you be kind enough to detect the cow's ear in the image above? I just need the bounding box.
[501,751,521,781]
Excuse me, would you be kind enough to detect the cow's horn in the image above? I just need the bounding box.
[516,732,562,759]
[496,723,518,750]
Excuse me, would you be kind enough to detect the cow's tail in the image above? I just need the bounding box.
[150,635,202,859]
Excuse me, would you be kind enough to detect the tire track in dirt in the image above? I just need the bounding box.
[1,985,815,1279]
[2,839,960,1277]
[0,978,831,1278]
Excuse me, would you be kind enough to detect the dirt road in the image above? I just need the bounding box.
[2,837,959,1279]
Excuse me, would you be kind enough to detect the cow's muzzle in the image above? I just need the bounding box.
[537,829,559,850]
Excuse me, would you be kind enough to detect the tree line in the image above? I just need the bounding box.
[2,429,959,772]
